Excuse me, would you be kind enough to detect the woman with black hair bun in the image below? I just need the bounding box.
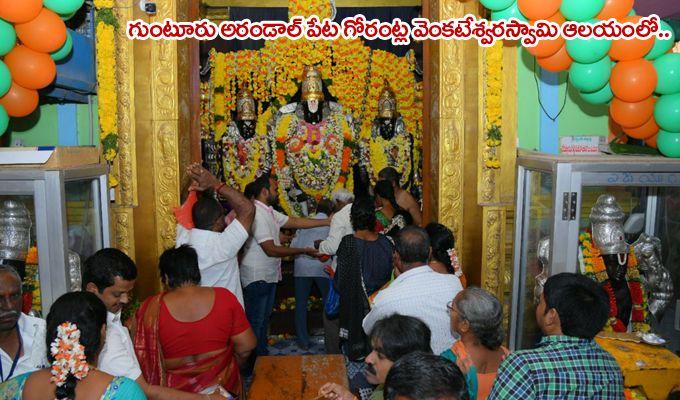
[374,180,412,238]
[0,292,146,399]
[425,223,467,287]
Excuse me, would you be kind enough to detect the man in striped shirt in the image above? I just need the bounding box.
[488,273,624,399]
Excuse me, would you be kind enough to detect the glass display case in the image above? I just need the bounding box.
[0,163,109,313]
[511,150,680,352]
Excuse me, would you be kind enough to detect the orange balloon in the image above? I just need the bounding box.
[645,134,657,149]
[623,115,659,140]
[527,12,566,58]
[15,8,67,53]
[0,82,39,117]
[4,45,56,90]
[596,0,634,20]
[609,16,655,61]
[609,59,657,103]
[0,0,43,23]
[519,0,561,20]
[610,96,656,128]
[537,43,572,72]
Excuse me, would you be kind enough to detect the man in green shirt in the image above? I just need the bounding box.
[488,273,624,399]
[318,315,432,400]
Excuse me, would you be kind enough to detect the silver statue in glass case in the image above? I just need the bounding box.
[634,233,674,321]
[0,200,32,276]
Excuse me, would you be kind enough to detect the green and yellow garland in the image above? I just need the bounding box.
[94,0,119,187]
[484,42,503,169]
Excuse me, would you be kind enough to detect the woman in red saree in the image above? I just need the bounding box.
[135,245,256,398]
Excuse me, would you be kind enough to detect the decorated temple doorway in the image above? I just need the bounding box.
[196,1,425,338]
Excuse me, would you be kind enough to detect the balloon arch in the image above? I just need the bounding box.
[0,0,81,135]
[482,0,680,157]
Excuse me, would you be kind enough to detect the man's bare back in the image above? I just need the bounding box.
[395,188,422,226]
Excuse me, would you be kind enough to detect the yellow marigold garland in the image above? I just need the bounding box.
[288,0,332,20]
[94,1,119,187]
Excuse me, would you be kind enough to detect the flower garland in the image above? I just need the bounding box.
[624,388,647,400]
[200,81,212,140]
[274,111,354,215]
[24,246,41,313]
[367,129,411,187]
[94,1,119,187]
[288,0,332,20]
[50,322,90,386]
[579,231,650,333]
[483,42,503,169]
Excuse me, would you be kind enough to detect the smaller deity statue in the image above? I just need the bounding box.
[221,88,273,192]
[580,194,649,333]
[361,81,414,189]
[633,233,674,321]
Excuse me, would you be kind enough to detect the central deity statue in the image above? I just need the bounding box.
[272,65,357,216]
[221,88,272,191]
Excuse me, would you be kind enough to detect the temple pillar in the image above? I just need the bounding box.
[426,0,484,286]
[112,0,193,298]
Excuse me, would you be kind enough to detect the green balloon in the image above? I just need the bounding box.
[43,0,85,16]
[50,31,73,61]
[560,0,605,22]
[570,57,611,93]
[654,93,680,133]
[579,83,613,105]
[627,9,636,16]
[491,2,527,22]
[645,21,675,61]
[657,130,680,158]
[0,105,8,136]
[654,53,680,95]
[0,60,10,98]
[566,20,611,64]
[645,20,675,60]
[0,19,16,57]
[480,0,515,12]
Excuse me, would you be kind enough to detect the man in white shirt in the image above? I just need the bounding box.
[176,164,255,306]
[313,189,354,354]
[363,226,463,354]
[240,174,330,357]
[0,265,46,382]
[83,249,212,400]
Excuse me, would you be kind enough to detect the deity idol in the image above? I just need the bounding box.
[272,65,357,216]
[361,81,414,189]
[580,194,648,333]
[221,88,273,192]
[633,233,674,321]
